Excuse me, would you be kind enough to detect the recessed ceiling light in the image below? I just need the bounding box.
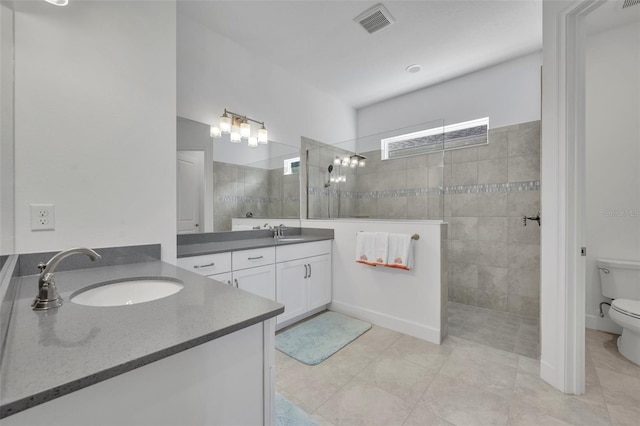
[406,64,422,74]
[44,0,69,6]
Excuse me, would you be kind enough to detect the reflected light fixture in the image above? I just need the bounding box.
[210,108,268,148]
[44,0,69,5]
[334,155,366,168]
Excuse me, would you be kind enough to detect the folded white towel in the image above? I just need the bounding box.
[386,233,414,270]
[355,232,389,266]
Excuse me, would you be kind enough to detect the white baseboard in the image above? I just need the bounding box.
[540,358,559,389]
[329,300,441,344]
[275,305,328,331]
[586,314,622,334]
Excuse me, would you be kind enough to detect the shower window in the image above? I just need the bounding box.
[284,157,300,175]
[381,117,489,160]
[304,118,445,221]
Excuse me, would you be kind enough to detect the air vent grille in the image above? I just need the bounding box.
[354,3,395,34]
[622,0,640,8]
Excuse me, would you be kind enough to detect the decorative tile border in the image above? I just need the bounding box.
[307,181,539,199]
[216,195,299,204]
[445,181,540,195]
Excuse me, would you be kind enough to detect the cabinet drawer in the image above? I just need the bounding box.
[276,240,332,263]
[177,252,232,276]
[232,247,275,271]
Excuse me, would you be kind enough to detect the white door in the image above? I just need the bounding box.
[276,259,308,323]
[177,151,204,234]
[307,254,331,310]
[233,265,276,301]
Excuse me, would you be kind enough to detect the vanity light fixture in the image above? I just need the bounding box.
[210,108,268,147]
[44,0,69,5]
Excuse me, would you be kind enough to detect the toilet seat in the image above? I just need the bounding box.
[611,299,640,320]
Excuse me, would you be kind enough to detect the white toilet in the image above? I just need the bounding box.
[597,259,640,365]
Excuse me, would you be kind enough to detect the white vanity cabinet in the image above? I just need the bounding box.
[177,247,276,301]
[177,241,331,326]
[275,240,332,326]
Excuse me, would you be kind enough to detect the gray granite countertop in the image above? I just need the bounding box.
[177,234,333,258]
[0,261,283,418]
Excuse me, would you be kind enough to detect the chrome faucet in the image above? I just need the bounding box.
[275,224,287,239]
[32,247,102,311]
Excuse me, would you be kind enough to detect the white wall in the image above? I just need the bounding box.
[356,52,542,151]
[585,22,640,332]
[177,12,357,148]
[302,219,446,343]
[13,1,177,261]
[0,2,14,255]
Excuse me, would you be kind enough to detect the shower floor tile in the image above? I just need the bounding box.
[448,302,540,359]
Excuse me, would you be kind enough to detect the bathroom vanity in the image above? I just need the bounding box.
[177,228,334,330]
[0,248,283,425]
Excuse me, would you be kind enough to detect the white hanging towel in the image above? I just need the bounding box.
[386,233,414,270]
[355,232,389,266]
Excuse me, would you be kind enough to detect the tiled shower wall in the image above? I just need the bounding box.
[445,121,541,317]
[212,161,300,231]
[304,121,541,318]
[305,144,444,220]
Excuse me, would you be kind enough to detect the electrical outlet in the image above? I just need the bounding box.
[30,204,55,231]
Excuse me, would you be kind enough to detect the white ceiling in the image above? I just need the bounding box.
[178,0,543,109]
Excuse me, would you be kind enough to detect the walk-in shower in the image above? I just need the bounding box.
[303,118,542,358]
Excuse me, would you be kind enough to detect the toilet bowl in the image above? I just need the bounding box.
[609,299,640,365]
[597,259,640,366]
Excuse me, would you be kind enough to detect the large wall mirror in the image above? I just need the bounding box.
[177,117,301,233]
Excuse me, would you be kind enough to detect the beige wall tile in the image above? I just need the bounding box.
[507,243,540,271]
[451,146,479,163]
[478,265,508,294]
[508,155,540,182]
[478,158,508,184]
[449,217,478,240]
[451,162,478,186]
[478,217,508,241]
[508,216,541,244]
[507,191,540,217]
[507,295,539,318]
[508,268,540,299]
[478,131,508,160]
[477,241,508,267]
[508,123,540,157]
[450,262,478,288]
[477,192,507,217]
[450,193,478,217]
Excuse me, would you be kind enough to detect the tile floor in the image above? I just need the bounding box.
[447,302,540,359]
[276,321,640,425]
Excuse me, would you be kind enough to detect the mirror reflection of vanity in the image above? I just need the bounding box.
[177,117,301,233]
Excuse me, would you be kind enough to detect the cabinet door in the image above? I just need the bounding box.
[307,254,332,311]
[207,272,232,286]
[276,259,308,324]
[233,265,276,301]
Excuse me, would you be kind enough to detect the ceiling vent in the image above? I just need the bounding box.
[622,0,640,8]
[354,3,395,34]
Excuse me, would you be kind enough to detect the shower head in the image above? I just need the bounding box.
[325,164,334,187]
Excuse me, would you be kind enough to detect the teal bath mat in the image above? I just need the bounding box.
[276,392,318,426]
[276,311,371,365]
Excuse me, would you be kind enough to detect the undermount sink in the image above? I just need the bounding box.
[276,237,305,242]
[71,277,184,307]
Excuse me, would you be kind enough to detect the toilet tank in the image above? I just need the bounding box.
[597,259,640,299]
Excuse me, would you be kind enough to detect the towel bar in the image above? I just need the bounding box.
[356,232,420,240]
